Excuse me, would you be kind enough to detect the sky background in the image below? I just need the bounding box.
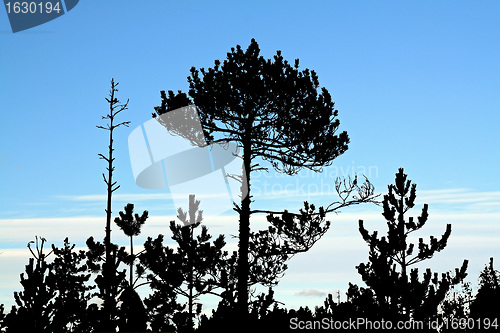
[1,0,499,313]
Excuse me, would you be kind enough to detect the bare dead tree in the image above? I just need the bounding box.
[96,78,130,330]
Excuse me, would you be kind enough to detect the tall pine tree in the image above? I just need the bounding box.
[153,39,378,320]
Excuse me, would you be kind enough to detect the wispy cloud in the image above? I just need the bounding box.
[252,187,500,212]
[417,189,500,205]
[55,192,230,202]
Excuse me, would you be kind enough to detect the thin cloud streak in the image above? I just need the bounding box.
[55,192,231,202]
[417,189,500,204]
[251,187,500,211]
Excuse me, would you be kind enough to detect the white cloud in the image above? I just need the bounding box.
[295,289,327,297]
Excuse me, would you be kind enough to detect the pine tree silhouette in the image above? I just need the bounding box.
[356,168,468,325]
[140,195,227,332]
[153,39,378,322]
[2,237,54,332]
[2,237,93,332]
[169,195,226,332]
[470,257,500,329]
[85,235,128,331]
[113,203,149,332]
[140,234,183,332]
[114,203,148,286]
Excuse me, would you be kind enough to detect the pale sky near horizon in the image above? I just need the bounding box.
[1,0,499,312]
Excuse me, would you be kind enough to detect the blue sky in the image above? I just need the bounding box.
[1,1,499,312]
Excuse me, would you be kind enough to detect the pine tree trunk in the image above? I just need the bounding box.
[188,224,194,331]
[130,235,133,286]
[237,135,252,322]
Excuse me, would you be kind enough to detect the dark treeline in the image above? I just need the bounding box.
[1,40,499,332]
